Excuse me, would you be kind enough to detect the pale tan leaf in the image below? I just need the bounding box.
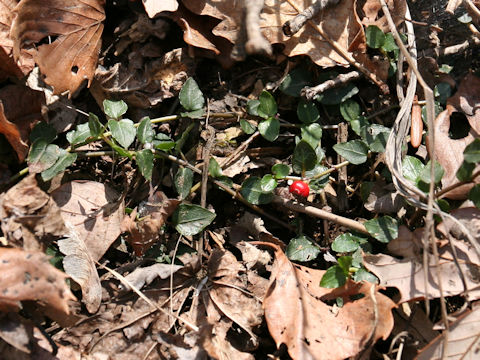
[143,0,178,18]
[417,307,480,360]
[11,0,105,95]
[263,243,395,360]
[123,263,183,291]
[51,181,124,262]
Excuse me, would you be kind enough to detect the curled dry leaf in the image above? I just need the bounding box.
[51,181,124,262]
[11,0,105,95]
[0,84,45,162]
[0,247,75,317]
[417,307,480,360]
[261,242,395,360]
[0,174,66,250]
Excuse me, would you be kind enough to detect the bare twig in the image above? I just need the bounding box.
[283,0,341,36]
[301,71,361,100]
[464,0,480,19]
[245,0,272,56]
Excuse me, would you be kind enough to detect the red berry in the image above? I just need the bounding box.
[289,180,309,197]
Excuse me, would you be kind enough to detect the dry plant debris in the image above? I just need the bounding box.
[2,0,480,359]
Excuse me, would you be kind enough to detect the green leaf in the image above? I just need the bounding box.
[316,83,358,105]
[332,233,361,253]
[272,163,290,179]
[66,123,91,145]
[180,109,205,119]
[457,161,475,181]
[258,117,280,142]
[297,100,320,124]
[209,157,223,178]
[337,256,352,275]
[286,235,321,262]
[246,100,260,116]
[350,116,369,136]
[108,119,136,149]
[154,133,175,151]
[333,140,369,165]
[293,140,317,173]
[361,124,391,153]
[439,64,453,74]
[260,174,277,192]
[136,149,154,180]
[137,117,154,144]
[172,204,216,236]
[382,33,398,52]
[434,82,452,105]
[179,78,204,111]
[88,112,102,137]
[279,67,311,97]
[240,119,256,134]
[419,161,444,184]
[240,177,274,205]
[174,167,194,200]
[352,268,378,283]
[402,155,424,182]
[257,91,277,119]
[464,139,480,163]
[41,150,77,181]
[305,165,330,191]
[30,122,56,143]
[364,216,398,243]
[320,265,347,288]
[366,25,385,49]
[28,140,61,173]
[109,140,132,158]
[468,184,480,208]
[103,99,128,120]
[340,99,361,122]
[300,123,322,149]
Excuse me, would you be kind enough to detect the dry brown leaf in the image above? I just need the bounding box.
[364,181,405,214]
[121,191,180,256]
[0,0,34,80]
[0,312,33,354]
[0,247,75,316]
[58,225,102,314]
[143,0,178,18]
[360,0,406,32]
[51,180,124,262]
[262,242,395,360]
[363,247,480,303]
[0,174,66,250]
[417,307,480,360]
[123,263,183,291]
[387,225,423,258]
[11,0,105,95]
[0,84,45,162]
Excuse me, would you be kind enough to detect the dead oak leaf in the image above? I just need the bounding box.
[261,242,395,360]
[11,0,105,95]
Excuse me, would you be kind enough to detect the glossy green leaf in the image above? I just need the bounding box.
[258,117,280,142]
[172,204,216,236]
[297,100,320,124]
[457,161,475,181]
[419,161,444,184]
[137,117,154,144]
[332,233,361,253]
[382,33,398,52]
[66,123,91,145]
[240,177,274,205]
[340,99,361,122]
[300,123,322,149]
[361,124,391,153]
[272,163,290,179]
[402,155,424,182]
[260,174,277,192]
[41,150,77,181]
[337,256,352,274]
[464,139,480,163]
[108,119,136,149]
[28,140,60,173]
[88,112,102,137]
[136,149,154,180]
[179,78,204,111]
[103,99,128,120]
[257,91,277,119]
[154,133,175,151]
[366,25,385,48]
[240,119,256,134]
[293,140,317,173]
[320,265,347,288]
[352,268,378,283]
[286,235,321,262]
[434,82,452,105]
[209,157,223,178]
[246,100,260,116]
[364,216,398,243]
[333,140,369,165]
[174,167,194,200]
[279,67,311,97]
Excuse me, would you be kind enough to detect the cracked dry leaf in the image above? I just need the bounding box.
[11,0,105,95]
[51,181,124,262]
[0,247,75,317]
[262,242,395,360]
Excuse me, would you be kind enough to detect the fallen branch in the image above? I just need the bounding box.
[245,0,272,56]
[283,0,341,36]
[301,71,361,100]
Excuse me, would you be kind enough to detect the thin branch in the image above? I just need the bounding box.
[244,0,272,56]
[283,0,341,36]
[301,71,361,100]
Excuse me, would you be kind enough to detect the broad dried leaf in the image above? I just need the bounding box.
[121,191,180,256]
[262,242,395,360]
[51,180,124,261]
[0,0,34,79]
[0,85,45,162]
[0,248,75,316]
[364,248,480,303]
[11,0,105,95]
[58,225,102,313]
[0,174,66,250]
[143,0,178,18]
[417,307,480,360]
